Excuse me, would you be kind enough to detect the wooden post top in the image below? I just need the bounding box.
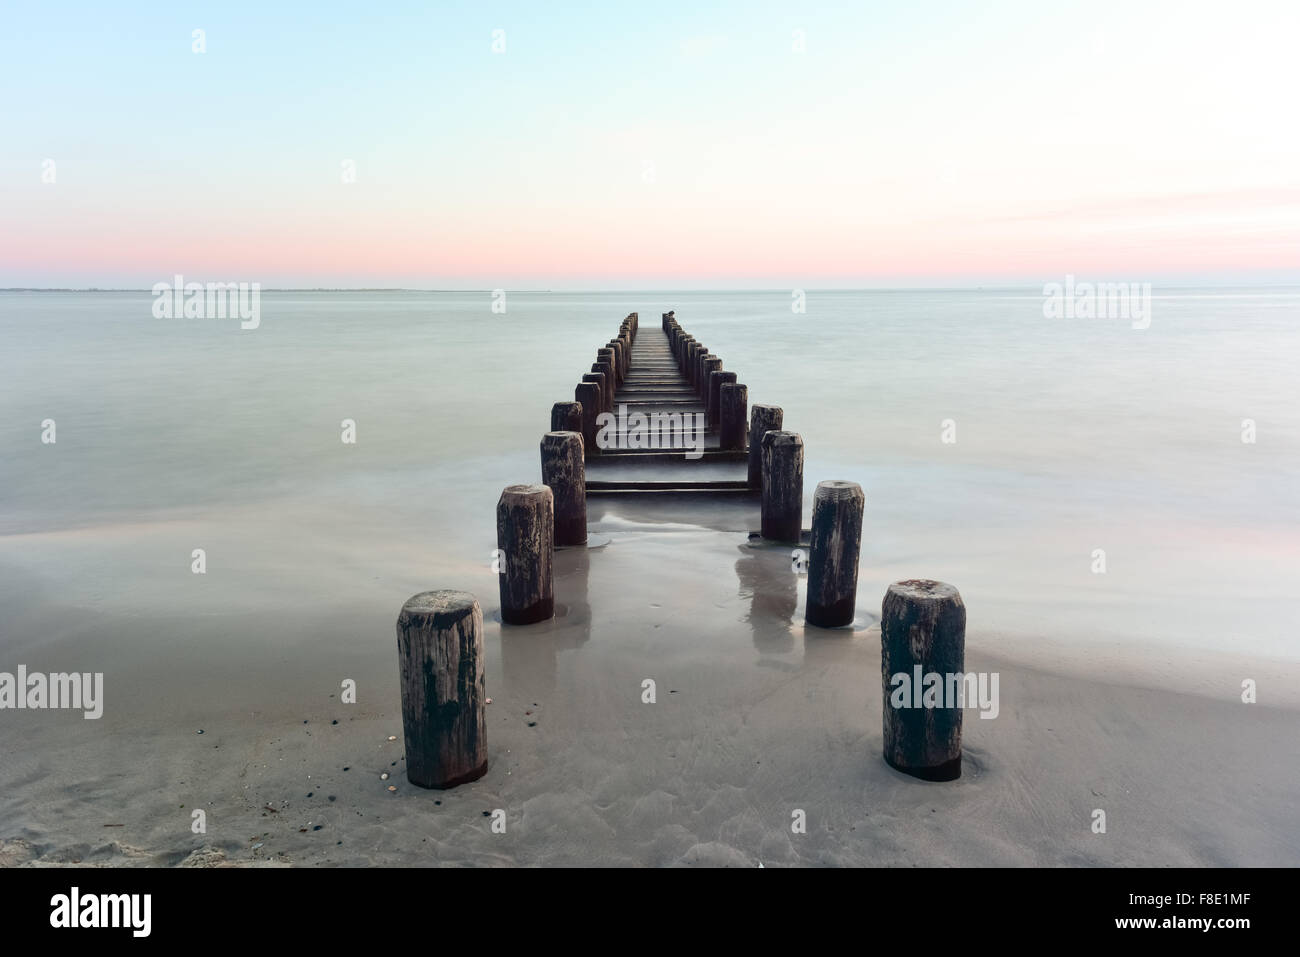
[814,480,864,503]
[762,430,803,449]
[886,579,962,604]
[499,483,552,505]
[398,589,480,628]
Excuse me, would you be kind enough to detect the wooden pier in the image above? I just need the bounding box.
[577,313,755,496]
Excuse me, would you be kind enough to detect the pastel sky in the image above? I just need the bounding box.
[3,0,1298,288]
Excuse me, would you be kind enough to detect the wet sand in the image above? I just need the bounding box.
[1,495,1297,867]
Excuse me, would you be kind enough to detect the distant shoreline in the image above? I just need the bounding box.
[4,283,1299,294]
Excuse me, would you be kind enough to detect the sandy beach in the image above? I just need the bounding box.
[2,493,1296,868]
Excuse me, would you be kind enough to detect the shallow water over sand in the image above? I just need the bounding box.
[2,288,1296,659]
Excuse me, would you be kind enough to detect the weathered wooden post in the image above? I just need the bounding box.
[582,372,607,415]
[719,381,747,450]
[690,343,705,386]
[805,481,865,628]
[605,341,623,381]
[881,580,966,781]
[574,383,600,455]
[709,369,736,426]
[747,404,783,490]
[591,360,614,409]
[540,431,586,547]
[761,431,803,542]
[700,355,721,402]
[551,401,583,434]
[697,352,716,397]
[597,348,619,388]
[496,484,555,625]
[396,590,488,788]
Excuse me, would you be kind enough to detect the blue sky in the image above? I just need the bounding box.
[3,0,1298,287]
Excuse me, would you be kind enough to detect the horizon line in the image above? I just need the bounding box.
[5,281,1300,294]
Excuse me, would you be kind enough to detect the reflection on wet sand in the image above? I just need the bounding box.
[734,544,797,654]
[498,544,591,702]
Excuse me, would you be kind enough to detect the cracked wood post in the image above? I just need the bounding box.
[591,360,614,410]
[709,369,735,426]
[496,484,554,625]
[698,353,719,400]
[396,590,488,789]
[747,404,783,490]
[582,372,607,416]
[805,481,865,628]
[688,342,705,386]
[597,347,620,388]
[605,341,624,382]
[719,381,747,451]
[550,401,582,434]
[574,383,600,456]
[761,430,803,543]
[881,580,966,781]
[540,431,586,547]
[610,338,628,378]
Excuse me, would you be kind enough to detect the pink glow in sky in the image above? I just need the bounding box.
[4,1,1298,287]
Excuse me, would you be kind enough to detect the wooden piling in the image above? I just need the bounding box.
[582,372,607,415]
[708,369,735,426]
[805,481,865,628]
[496,484,555,625]
[574,383,600,455]
[540,431,587,547]
[747,404,784,489]
[699,354,720,400]
[880,580,966,781]
[760,431,803,543]
[604,342,623,381]
[597,348,619,387]
[591,360,615,409]
[686,341,702,383]
[719,381,747,451]
[396,590,488,788]
[551,401,583,434]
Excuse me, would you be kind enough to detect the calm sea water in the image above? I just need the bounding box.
[1,289,1297,660]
